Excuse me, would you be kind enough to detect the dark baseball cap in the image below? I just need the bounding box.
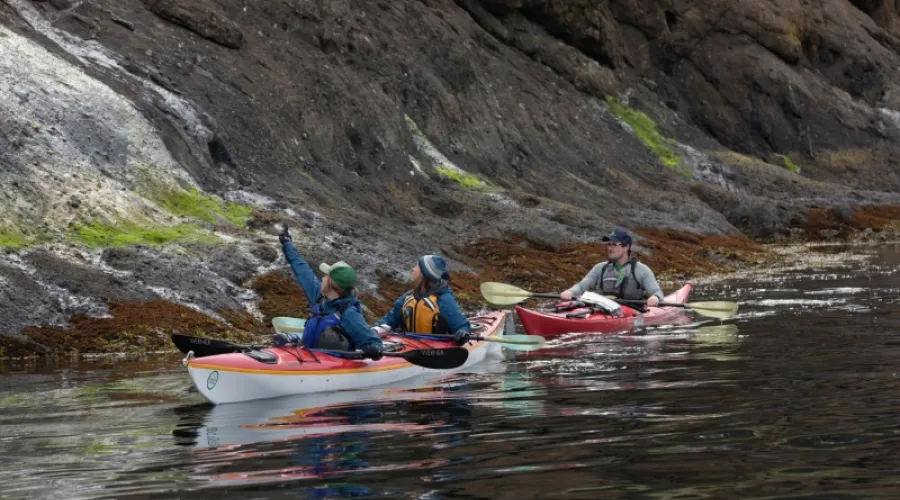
[602,227,633,246]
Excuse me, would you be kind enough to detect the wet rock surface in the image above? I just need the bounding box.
[1,0,900,356]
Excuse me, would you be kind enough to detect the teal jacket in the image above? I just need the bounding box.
[282,240,382,349]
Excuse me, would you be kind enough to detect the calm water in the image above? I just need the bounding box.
[2,244,900,499]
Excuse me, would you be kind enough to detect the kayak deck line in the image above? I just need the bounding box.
[188,358,425,376]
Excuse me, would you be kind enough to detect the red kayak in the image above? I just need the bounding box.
[515,283,693,337]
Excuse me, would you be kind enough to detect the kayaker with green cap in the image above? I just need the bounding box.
[371,254,472,345]
[560,227,664,307]
[274,225,383,360]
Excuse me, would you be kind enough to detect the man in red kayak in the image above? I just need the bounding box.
[560,228,665,307]
[273,225,384,360]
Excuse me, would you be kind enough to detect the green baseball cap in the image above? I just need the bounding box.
[319,261,357,289]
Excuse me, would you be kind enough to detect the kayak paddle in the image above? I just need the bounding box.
[272,315,545,351]
[171,334,469,369]
[479,282,560,306]
[614,299,739,319]
[327,347,469,369]
[171,333,262,357]
[414,332,546,351]
[479,334,545,351]
[480,281,739,319]
[272,316,307,334]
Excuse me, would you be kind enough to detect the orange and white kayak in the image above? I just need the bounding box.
[184,312,508,404]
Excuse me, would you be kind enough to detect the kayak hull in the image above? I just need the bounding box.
[515,283,693,337]
[186,312,507,405]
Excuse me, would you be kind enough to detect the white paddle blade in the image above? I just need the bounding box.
[579,292,623,314]
[484,335,547,351]
[272,316,307,334]
[480,282,532,306]
[484,334,545,346]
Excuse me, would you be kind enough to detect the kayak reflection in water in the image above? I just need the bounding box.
[371,254,472,345]
[559,228,665,308]
[288,398,474,482]
[187,396,475,489]
[274,225,384,360]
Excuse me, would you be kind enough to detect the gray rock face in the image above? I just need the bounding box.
[1,0,899,337]
[0,263,67,336]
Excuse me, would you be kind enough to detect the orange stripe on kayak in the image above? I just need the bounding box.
[188,338,490,375]
[188,361,414,376]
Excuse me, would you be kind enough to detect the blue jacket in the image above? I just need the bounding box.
[374,285,471,335]
[281,240,382,349]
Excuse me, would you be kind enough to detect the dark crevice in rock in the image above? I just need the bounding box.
[665,10,677,30]
[208,134,237,171]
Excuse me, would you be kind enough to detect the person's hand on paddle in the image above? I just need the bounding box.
[371,325,391,337]
[362,343,383,361]
[452,330,470,346]
[560,290,574,301]
[278,224,292,244]
[647,295,660,307]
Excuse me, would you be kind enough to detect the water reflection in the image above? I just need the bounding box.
[171,366,513,491]
[5,244,900,498]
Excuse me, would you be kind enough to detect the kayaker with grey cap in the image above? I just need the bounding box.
[560,227,665,307]
[274,225,383,360]
[372,254,472,345]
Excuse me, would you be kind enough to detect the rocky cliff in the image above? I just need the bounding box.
[1,0,899,355]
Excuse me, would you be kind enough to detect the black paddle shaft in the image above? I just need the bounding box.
[171,334,256,357]
[326,347,469,369]
[615,299,688,308]
[172,334,468,369]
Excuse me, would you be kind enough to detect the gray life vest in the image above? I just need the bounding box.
[599,258,644,301]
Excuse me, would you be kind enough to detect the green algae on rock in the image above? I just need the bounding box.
[405,115,493,191]
[606,97,686,176]
[0,228,28,249]
[71,222,219,248]
[775,154,802,174]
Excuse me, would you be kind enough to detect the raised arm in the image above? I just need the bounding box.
[279,226,322,304]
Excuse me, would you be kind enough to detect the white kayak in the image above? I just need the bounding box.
[184,312,509,404]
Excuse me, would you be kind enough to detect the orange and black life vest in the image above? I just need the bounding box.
[401,294,450,334]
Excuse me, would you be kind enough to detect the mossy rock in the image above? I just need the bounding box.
[153,187,252,227]
[0,229,28,249]
[774,154,801,174]
[435,165,492,191]
[135,167,252,228]
[71,222,220,248]
[606,97,687,176]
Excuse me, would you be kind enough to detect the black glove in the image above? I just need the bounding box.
[273,332,300,347]
[362,343,383,361]
[452,331,470,346]
[279,224,292,244]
